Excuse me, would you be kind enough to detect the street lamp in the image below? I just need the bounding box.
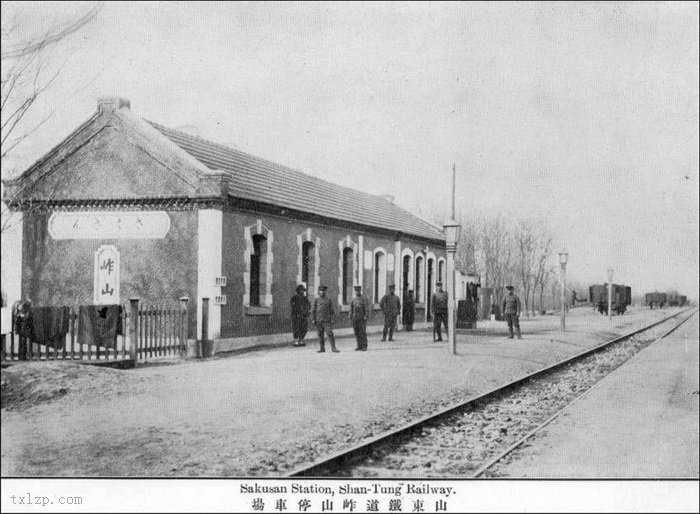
[558,252,568,331]
[444,218,461,355]
[607,269,614,320]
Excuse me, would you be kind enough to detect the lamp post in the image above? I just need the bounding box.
[444,218,461,355]
[558,252,568,331]
[607,269,614,320]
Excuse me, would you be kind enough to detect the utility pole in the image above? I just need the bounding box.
[444,164,461,355]
[559,252,568,331]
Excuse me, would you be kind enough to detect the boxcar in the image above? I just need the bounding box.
[590,283,631,315]
[667,291,682,306]
[644,292,667,309]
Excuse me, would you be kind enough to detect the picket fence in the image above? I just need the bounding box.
[1,298,189,364]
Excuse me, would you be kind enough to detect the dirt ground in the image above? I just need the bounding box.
[1,307,681,477]
[494,311,699,478]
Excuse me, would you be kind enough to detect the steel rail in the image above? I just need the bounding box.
[470,308,698,478]
[286,308,694,477]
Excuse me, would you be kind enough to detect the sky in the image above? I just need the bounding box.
[2,1,698,299]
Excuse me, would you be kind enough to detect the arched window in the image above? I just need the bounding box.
[250,234,267,307]
[415,255,424,302]
[338,236,359,307]
[374,250,387,303]
[342,247,354,304]
[302,241,315,293]
[297,229,320,297]
[402,255,412,294]
[244,220,273,309]
[438,259,445,284]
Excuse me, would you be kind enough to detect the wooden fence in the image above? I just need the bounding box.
[133,299,189,361]
[1,298,189,364]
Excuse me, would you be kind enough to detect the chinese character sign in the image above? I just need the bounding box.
[94,245,120,305]
[48,211,171,240]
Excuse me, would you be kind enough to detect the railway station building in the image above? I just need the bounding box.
[3,98,446,351]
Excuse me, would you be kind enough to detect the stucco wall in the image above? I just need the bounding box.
[21,209,198,335]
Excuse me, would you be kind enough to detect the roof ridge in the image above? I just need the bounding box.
[146,120,413,206]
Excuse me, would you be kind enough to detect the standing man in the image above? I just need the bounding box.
[379,284,401,341]
[290,284,310,347]
[431,282,449,341]
[312,286,339,353]
[502,285,522,339]
[402,289,415,331]
[349,285,370,351]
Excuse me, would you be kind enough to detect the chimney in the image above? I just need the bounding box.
[380,194,395,204]
[98,97,130,114]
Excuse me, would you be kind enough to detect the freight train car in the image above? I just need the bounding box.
[667,291,684,307]
[644,291,667,309]
[589,283,631,315]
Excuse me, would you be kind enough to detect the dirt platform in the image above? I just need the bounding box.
[1,307,682,477]
[493,310,699,478]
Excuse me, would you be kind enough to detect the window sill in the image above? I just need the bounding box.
[339,305,350,313]
[245,305,273,316]
[415,303,426,309]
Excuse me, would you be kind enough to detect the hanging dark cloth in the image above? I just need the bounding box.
[78,305,120,349]
[116,305,124,336]
[31,306,70,349]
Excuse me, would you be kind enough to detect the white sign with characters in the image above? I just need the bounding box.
[94,245,120,305]
[49,211,170,239]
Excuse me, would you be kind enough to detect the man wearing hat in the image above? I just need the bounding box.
[349,285,370,350]
[502,285,522,339]
[290,284,311,347]
[312,286,339,353]
[431,282,449,341]
[379,284,401,341]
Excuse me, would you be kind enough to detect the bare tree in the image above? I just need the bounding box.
[532,229,554,314]
[514,220,539,316]
[455,214,477,273]
[477,214,514,309]
[1,2,103,231]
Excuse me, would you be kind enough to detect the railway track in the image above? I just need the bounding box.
[288,308,697,478]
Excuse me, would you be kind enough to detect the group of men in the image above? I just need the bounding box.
[289,281,459,352]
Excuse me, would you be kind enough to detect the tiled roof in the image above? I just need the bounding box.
[148,121,444,242]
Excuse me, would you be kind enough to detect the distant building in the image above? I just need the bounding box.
[3,98,446,349]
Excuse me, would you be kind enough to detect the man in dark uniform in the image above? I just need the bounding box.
[312,286,339,353]
[290,284,310,347]
[349,285,370,351]
[379,284,401,341]
[402,289,415,331]
[431,282,449,341]
[502,285,522,339]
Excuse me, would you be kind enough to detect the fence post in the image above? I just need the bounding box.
[200,297,209,358]
[180,297,189,358]
[129,298,139,364]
